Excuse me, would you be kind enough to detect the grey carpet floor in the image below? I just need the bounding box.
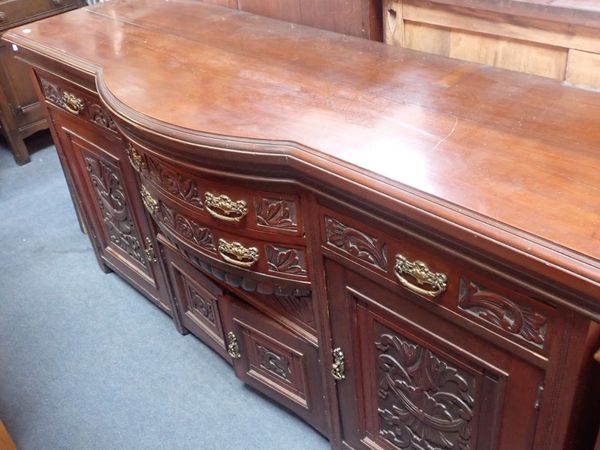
[0,136,330,450]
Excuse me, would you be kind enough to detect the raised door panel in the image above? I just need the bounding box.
[327,260,545,450]
[49,109,171,313]
[221,296,328,435]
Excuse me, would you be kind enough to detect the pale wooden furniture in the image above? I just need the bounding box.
[383,0,600,89]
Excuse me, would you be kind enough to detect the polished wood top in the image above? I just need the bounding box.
[5,0,600,304]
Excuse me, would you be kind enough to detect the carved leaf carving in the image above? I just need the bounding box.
[146,155,203,207]
[266,245,308,276]
[157,202,216,253]
[188,285,216,325]
[83,154,146,267]
[256,198,298,230]
[458,279,547,347]
[257,344,291,380]
[89,103,118,133]
[325,217,388,270]
[375,331,476,450]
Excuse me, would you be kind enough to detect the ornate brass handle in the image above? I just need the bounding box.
[61,91,85,115]
[227,331,241,359]
[594,347,600,363]
[126,143,145,173]
[331,347,346,381]
[140,185,159,216]
[394,254,448,298]
[144,237,157,263]
[205,192,248,222]
[218,238,259,268]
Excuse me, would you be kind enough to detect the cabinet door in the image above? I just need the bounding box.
[221,295,328,435]
[326,260,545,450]
[49,108,171,313]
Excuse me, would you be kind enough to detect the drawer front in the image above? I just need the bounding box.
[0,0,81,29]
[221,295,328,435]
[128,141,305,239]
[141,182,311,284]
[320,206,556,356]
[35,70,119,137]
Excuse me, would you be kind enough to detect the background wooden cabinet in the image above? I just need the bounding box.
[0,0,85,164]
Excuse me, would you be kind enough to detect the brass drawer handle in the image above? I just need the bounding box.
[140,185,159,216]
[594,347,600,364]
[205,192,248,222]
[218,238,259,268]
[394,254,448,298]
[126,143,145,173]
[331,347,346,381]
[227,331,241,359]
[61,91,85,115]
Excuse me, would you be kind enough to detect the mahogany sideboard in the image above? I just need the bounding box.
[4,2,600,449]
[0,0,85,165]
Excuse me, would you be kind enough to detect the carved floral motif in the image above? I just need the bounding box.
[188,284,216,325]
[256,198,298,230]
[266,245,308,276]
[376,331,476,450]
[325,216,388,270]
[83,155,146,266]
[40,78,64,107]
[89,103,118,133]
[157,202,216,253]
[257,344,291,380]
[146,155,203,207]
[458,279,547,347]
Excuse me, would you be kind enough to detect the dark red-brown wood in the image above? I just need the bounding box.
[5,2,600,449]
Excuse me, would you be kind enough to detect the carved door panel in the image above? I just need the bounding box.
[326,260,545,450]
[221,295,328,435]
[48,108,171,313]
[160,237,229,360]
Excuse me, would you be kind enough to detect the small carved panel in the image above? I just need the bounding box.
[325,216,388,271]
[458,279,547,348]
[157,201,216,254]
[83,153,147,267]
[40,78,64,107]
[146,155,203,208]
[266,245,308,277]
[256,197,298,231]
[89,103,118,133]
[257,344,291,380]
[375,327,477,450]
[187,283,216,326]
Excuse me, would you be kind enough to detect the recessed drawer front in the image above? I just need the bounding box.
[0,0,80,29]
[128,142,305,240]
[320,206,556,356]
[34,70,119,136]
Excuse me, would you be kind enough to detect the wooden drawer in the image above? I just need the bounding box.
[141,182,311,287]
[320,206,557,356]
[34,70,119,136]
[0,0,80,29]
[128,141,305,239]
[220,295,328,435]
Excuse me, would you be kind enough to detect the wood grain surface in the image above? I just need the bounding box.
[5,0,600,313]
